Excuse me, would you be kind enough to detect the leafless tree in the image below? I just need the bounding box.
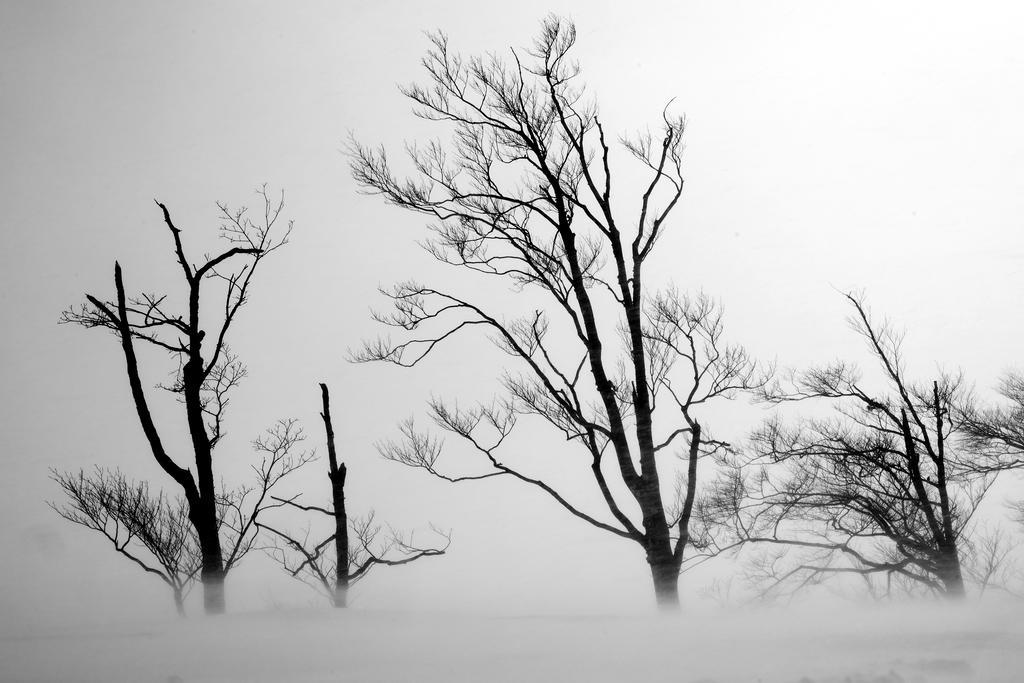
[348,17,765,607]
[49,468,201,615]
[962,371,1024,467]
[704,293,998,599]
[218,418,316,573]
[259,384,449,607]
[960,372,1024,570]
[60,187,292,614]
[961,524,1021,598]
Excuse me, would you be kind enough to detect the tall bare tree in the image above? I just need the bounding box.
[61,187,292,614]
[50,468,200,615]
[259,384,449,607]
[705,293,995,599]
[349,17,764,607]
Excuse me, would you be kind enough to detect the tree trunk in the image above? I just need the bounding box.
[938,546,966,598]
[646,524,681,609]
[202,568,226,614]
[649,554,680,609]
[332,582,348,608]
[322,384,350,610]
[184,354,228,615]
[638,477,680,610]
[192,500,226,615]
[172,587,186,617]
[331,480,348,608]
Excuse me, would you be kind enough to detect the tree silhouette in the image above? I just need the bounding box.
[259,384,449,607]
[962,371,1024,468]
[60,187,296,614]
[50,468,200,615]
[705,293,996,599]
[349,17,765,607]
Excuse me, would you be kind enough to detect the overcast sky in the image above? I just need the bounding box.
[2,1,1024,627]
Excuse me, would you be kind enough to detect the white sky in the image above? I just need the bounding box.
[2,1,1024,626]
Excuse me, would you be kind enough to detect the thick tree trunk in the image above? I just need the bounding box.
[942,573,966,599]
[938,547,966,598]
[645,512,681,609]
[192,499,226,615]
[649,553,681,609]
[638,474,680,610]
[201,568,226,614]
[332,582,348,609]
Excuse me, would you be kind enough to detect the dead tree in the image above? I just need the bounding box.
[707,293,996,599]
[49,468,200,615]
[348,17,764,608]
[259,384,449,607]
[60,187,292,614]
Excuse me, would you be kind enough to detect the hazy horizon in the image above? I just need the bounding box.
[3,0,1024,637]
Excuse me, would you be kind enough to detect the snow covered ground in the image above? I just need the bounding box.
[1,601,1020,682]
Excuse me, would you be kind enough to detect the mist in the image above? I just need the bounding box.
[3,1,1024,680]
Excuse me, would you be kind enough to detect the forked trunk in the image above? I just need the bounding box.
[639,484,681,610]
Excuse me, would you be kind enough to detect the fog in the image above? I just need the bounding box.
[3,0,1024,679]
[3,601,1023,681]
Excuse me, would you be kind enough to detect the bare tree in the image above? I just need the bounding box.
[60,187,292,614]
[49,468,200,615]
[348,17,765,607]
[218,418,316,574]
[962,371,1024,466]
[706,293,996,599]
[50,420,310,616]
[961,524,1021,598]
[961,372,1024,569]
[259,384,449,607]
